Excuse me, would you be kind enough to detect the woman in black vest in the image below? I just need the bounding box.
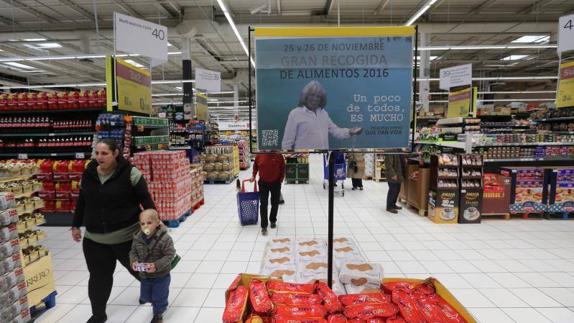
[72,139,155,323]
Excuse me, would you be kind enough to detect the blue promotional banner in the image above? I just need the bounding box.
[255,27,415,151]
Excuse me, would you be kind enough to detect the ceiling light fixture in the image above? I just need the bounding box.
[24,42,62,50]
[501,55,529,61]
[3,62,36,70]
[419,44,556,51]
[215,0,256,68]
[512,35,550,44]
[22,38,47,42]
[405,0,438,26]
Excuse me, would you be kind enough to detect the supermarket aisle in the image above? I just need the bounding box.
[37,154,574,323]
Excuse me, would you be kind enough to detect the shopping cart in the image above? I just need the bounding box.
[237,179,260,225]
[323,152,346,196]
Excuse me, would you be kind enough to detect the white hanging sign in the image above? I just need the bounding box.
[558,14,574,54]
[114,12,168,66]
[219,121,250,130]
[195,68,221,92]
[439,64,472,90]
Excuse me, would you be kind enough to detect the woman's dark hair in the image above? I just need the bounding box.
[299,80,327,109]
[96,138,121,155]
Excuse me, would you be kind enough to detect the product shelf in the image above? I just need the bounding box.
[0,131,94,137]
[0,152,92,159]
[0,108,104,115]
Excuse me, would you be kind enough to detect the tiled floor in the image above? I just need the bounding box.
[36,155,574,323]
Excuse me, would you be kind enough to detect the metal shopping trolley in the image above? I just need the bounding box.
[323,152,346,196]
[237,179,259,225]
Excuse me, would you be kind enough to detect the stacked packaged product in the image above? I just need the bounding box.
[0,90,105,112]
[37,159,89,213]
[190,164,204,209]
[0,192,31,323]
[132,151,192,221]
[261,237,383,295]
[200,145,239,183]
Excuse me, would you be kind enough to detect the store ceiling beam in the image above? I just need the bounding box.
[112,0,145,19]
[516,0,553,15]
[58,0,97,22]
[155,0,181,20]
[466,0,498,16]
[373,0,391,15]
[0,14,17,25]
[3,0,58,23]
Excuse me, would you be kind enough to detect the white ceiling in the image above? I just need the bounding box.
[0,0,572,113]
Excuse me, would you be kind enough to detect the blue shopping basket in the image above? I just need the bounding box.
[237,179,259,225]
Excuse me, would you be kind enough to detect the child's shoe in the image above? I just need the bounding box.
[150,314,163,323]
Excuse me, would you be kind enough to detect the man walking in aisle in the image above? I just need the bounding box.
[385,152,404,214]
[252,153,285,235]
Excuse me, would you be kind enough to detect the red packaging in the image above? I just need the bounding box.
[250,280,273,314]
[274,305,326,319]
[413,283,435,297]
[386,316,407,323]
[271,293,323,306]
[343,303,399,320]
[382,281,418,294]
[0,93,7,110]
[418,294,467,323]
[327,314,347,323]
[338,293,391,306]
[315,281,342,314]
[267,281,315,294]
[392,290,426,323]
[223,285,249,323]
[272,315,327,323]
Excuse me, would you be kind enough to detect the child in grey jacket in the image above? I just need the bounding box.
[130,209,176,323]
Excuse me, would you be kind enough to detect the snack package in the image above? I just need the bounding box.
[386,315,407,323]
[315,281,343,314]
[296,238,327,253]
[298,261,329,276]
[271,293,323,306]
[274,304,327,319]
[249,279,273,314]
[392,290,426,323]
[297,249,327,265]
[382,281,418,294]
[0,297,28,323]
[339,262,383,287]
[268,238,294,249]
[223,285,249,323]
[267,281,315,294]
[271,316,327,323]
[327,314,348,323]
[338,293,391,306]
[418,294,467,323]
[342,303,399,320]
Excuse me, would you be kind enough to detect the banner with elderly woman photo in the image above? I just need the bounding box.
[254,26,416,151]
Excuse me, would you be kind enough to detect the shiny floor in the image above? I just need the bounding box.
[36,155,574,323]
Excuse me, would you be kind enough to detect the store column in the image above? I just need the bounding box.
[419,32,431,113]
[181,37,193,118]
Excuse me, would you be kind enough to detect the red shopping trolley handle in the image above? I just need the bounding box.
[241,179,258,193]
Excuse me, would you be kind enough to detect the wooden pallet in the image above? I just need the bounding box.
[162,209,192,228]
[401,201,427,216]
[544,213,574,220]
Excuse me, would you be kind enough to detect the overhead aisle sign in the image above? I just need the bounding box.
[114,12,168,66]
[447,87,477,118]
[439,64,472,91]
[557,61,574,108]
[255,26,415,151]
[105,57,152,114]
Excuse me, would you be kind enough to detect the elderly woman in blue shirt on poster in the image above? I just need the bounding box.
[281,80,363,150]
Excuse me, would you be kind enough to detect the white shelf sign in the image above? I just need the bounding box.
[75,152,86,159]
[559,14,574,53]
[439,64,472,90]
[114,12,168,65]
[17,154,28,160]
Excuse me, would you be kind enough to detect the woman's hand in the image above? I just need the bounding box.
[147,263,156,273]
[349,127,363,135]
[71,227,82,242]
